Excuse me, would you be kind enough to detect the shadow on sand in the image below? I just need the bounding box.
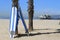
[14,29,60,38]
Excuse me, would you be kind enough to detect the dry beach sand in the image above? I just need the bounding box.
[0,19,60,40]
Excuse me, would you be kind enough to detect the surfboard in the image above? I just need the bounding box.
[9,6,29,38]
[18,7,29,33]
[9,7,18,38]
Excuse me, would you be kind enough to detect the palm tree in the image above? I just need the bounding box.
[28,0,34,31]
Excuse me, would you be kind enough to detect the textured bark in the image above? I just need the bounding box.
[28,0,34,31]
[12,0,18,8]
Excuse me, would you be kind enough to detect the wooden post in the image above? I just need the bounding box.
[28,0,34,31]
[12,0,18,34]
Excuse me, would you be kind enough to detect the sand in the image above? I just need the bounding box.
[0,19,60,40]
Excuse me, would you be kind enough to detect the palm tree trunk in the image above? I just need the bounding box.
[28,0,34,31]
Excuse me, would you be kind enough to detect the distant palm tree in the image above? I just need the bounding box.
[28,0,34,31]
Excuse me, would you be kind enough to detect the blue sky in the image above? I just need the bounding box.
[0,0,60,18]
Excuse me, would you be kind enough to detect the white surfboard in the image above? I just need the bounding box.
[9,7,18,38]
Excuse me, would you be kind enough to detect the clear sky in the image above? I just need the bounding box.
[0,0,60,18]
